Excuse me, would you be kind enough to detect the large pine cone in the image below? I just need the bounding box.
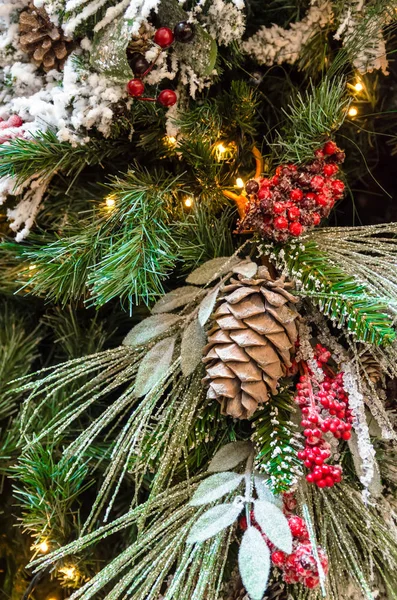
[19,4,73,72]
[203,265,299,419]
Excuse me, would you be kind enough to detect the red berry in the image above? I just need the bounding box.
[271,175,280,185]
[239,515,248,530]
[306,473,315,483]
[289,222,303,236]
[323,163,338,177]
[127,79,145,97]
[288,516,308,539]
[273,202,286,214]
[332,179,345,195]
[154,27,174,48]
[158,89,178,107]
[305,576,320,589]
[315,148,325,158]
[324,476,335,487]
[316,479,327,488]
[7,115,23,127]
[271,550,287,566]
[290,188,303,202]
[274,216,288,230]
[288,206,301,221]
[312,212,321,225]
[315,193,328,207]
[258,188,271,200]
[323,141,338,155]
[311,175,325,190]
[342,431,351,441]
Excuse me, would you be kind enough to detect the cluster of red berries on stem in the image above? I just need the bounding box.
[0,115,24,144]
[295,345,353,488]
[239,141,345,241]
[239,494,328,589]
[127,21,194,106]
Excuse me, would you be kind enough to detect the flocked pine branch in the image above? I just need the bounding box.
[267,237,396,345]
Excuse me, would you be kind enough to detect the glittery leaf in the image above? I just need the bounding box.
[123,314,181,347]
[190,472,244,506]
[232,260,258,278]
[90,16,135,81]
[181,319,206,377]
[152,286,203,314]
[238,526,271,600]
[186,256,241,285]
[134,336,176,397]
[198,287,219,326]
[254,475,283,508]
[187,503,242,544]
[254,500,292,554]
[208,441,253,473]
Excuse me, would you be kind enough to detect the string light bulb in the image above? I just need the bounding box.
[354,81,363,92]
[216,143,226,154]
[184,197,193,208]
[28,264,37,270]
[235,178,244,189]
[164,135,177,147]
[105,195,116,209]
[38,540,49,553]
[348,106,358,117]
[60,565,76,579]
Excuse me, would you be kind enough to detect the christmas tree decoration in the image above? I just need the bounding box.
[2,2,397,599]
[18,3,73,72]
[202,265,299,419]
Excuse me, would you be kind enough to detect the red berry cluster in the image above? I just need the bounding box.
[127,22,194,106]
[295,345,353,488]
[239,496,328,590]
[239,141,345,242]
[0,115,24,144]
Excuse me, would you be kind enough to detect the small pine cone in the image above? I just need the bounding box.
[127,22,154,55]
[19,3,73,72]
[360,352,383,384]
[203,264,299,419]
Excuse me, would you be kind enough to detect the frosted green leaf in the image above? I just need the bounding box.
[198,287,219,326]
[190,472,244,506]
[90,16,134,81]
[208,441,253,473]
[254,500,292,554]
[134,337,176,397]
[123,314,181,347]
[232,260,258,278]
[254,475,283,509]
[152,286,203,314]
[238,526,270,600]
[181,319,206,377]
[187,503,242,544]
[186,256,241,285]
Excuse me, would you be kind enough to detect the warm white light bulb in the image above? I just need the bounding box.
[60,566,76,579]
[216,143,226,154]
[105,196,116,208]
[236,178,244,188]
[39,540,49,553]
[348,106,358,117]
[354,81,363,92]
[184,197,193,208]
[28,264,37,271]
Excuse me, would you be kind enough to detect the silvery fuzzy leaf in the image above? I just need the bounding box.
[134,337,176,397]
[190,472,244,506]
[90,16,134,81]
[254,475,283,509]
[232,260,258,279]
[187,503,242,544]
[254,500,292,554]
[181,319,206,377]
[238,526,270,600]
[208,441,253,473]
[186,256,241,285]
[123,314,181,347]
[198,287,219,326]
[152,286,203,314]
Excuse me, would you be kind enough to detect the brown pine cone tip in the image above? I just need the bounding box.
[127,23,154,55]
[360,352,382,384]
[203,265,299,420]
[19,3,73,72]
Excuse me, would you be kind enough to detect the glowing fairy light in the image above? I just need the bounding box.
[184,197,193,208]
[105,195,116,209]
[216,143,226,154]
[38,540,49,553]
[235,178,244,189]
[354,81,363,92]
[348,106,358,117]
[28,264,37,270]
[60,566,76,579]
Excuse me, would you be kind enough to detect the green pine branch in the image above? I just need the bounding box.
[274,78,350,163]
[251,387,302,494]
[268,238,396,346]
[0,130,131,187]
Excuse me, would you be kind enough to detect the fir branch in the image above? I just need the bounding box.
[268,238,396,346]
[12,444,92,545]
[274,78,350,163]
[0,130,131,187]
[251,387,303,494]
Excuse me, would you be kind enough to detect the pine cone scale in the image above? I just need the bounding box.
[203,264,299,419]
